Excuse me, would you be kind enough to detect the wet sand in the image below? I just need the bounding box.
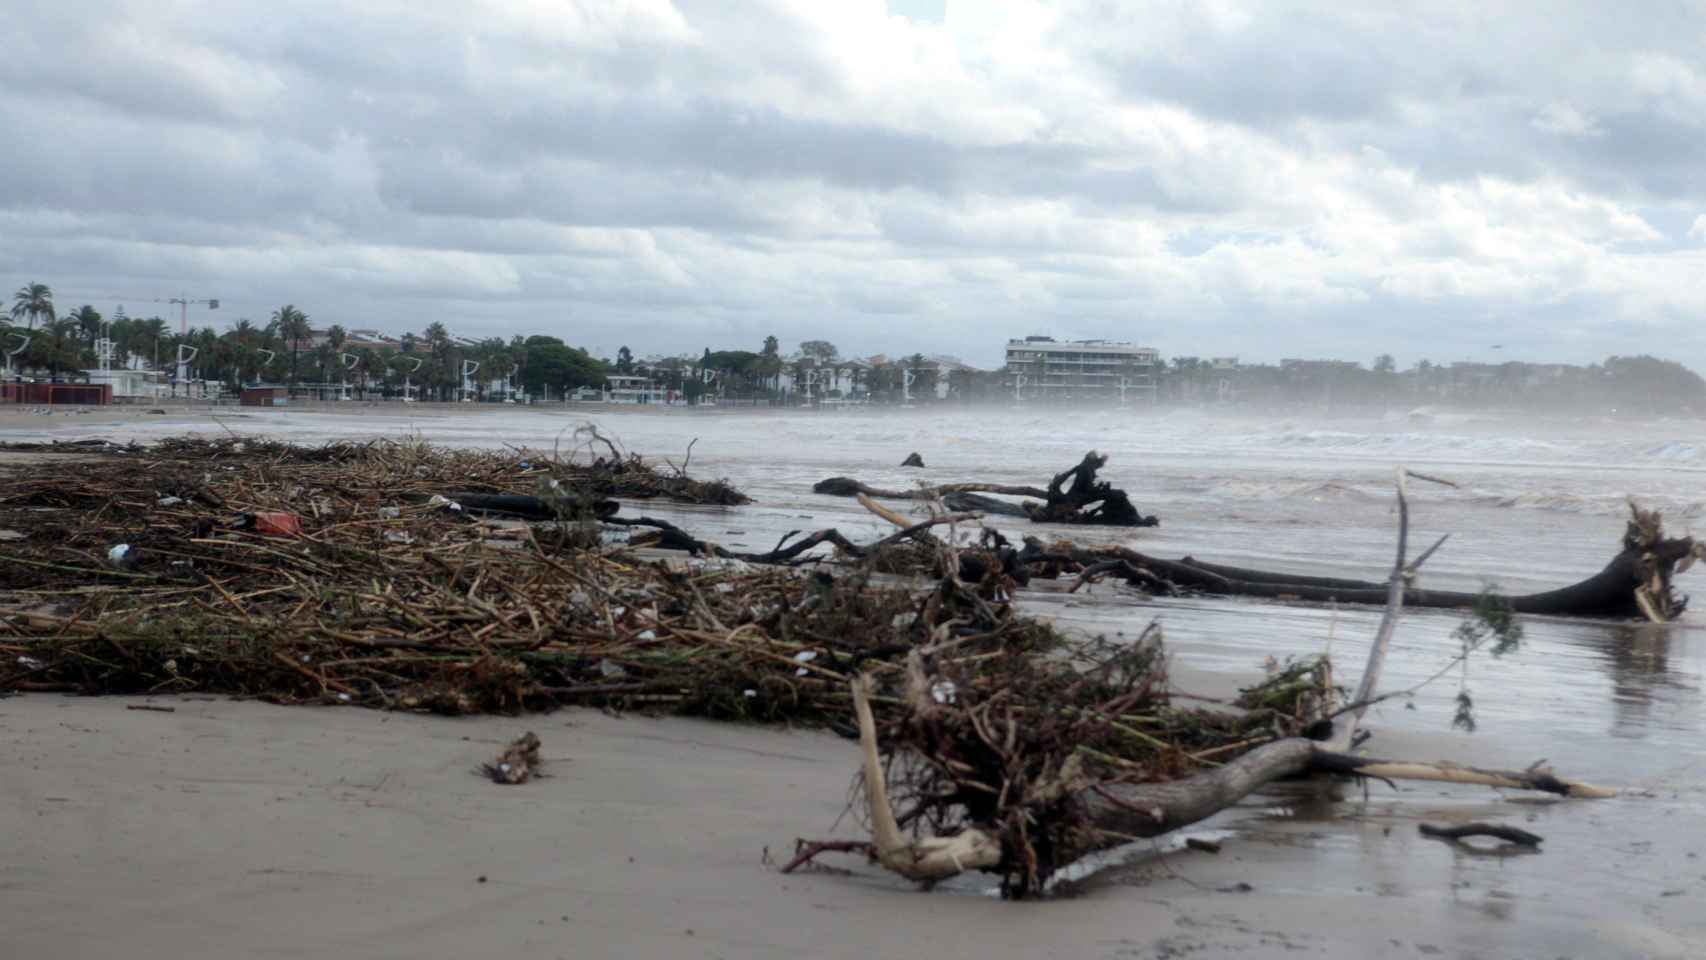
[5,693,1697,960]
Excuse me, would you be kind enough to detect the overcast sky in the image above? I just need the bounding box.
[5,1,1706,369]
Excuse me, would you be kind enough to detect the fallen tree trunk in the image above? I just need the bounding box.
[814,450,1159,527]
[812,477,1049,501]
[1064,501,1704,621]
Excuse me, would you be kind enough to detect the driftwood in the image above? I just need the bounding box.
[1063,500,1704,622]
[801,466,1616,895]
[1418,822,1543,846]
[814,451,1158,527]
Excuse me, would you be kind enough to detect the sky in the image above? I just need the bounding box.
[5,0,1706,369]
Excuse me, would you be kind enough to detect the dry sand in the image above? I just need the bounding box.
[3,693,1697,960]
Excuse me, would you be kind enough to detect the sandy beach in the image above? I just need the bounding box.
[5,404,1706,959]
[6,692,1695,960]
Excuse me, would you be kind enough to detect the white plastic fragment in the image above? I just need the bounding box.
[106,544,132,566]
[793,650,818,663]
[156,496,184,507]
[743,689,757,698]
[598,658,628,678]
[931,680,958,705]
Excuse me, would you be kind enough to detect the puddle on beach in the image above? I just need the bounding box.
[11,405,1706,947]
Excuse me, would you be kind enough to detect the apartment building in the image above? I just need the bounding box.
[1004,337,1160,402]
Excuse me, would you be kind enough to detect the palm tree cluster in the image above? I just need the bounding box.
[1,283,618,401]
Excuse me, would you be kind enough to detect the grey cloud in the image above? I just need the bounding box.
[6,1,1706,369]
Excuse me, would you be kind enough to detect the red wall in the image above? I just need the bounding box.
[1,383,113,405]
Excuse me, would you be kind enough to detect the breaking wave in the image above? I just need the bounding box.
[1207,478,1381,502]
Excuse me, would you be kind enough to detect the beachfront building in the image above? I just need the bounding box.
[1004,337,1160,403]
[604,374,665,404]
[85,367,169,402]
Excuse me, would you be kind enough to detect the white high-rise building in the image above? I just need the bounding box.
[1004,337,1160,403]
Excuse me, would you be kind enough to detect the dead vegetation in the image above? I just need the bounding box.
[0,437,1067,729]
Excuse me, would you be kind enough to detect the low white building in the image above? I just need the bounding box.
[605,374,665,404]
[85,368,169,402]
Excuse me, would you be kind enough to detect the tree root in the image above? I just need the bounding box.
[813,450,1158,527]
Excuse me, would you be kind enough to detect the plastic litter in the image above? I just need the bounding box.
[253,512,303,537]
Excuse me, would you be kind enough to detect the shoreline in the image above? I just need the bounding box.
[7,693,1694,960]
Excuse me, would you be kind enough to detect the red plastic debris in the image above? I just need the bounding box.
[253,512,303,537]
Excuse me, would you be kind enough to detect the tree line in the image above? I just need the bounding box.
[5,284,610,401]
[13,281,1705,412]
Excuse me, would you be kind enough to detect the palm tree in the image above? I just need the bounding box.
[271,305,311,391]
[11,282,54,334]
[423,322,452,400]
[43,316,81,380]
[140,317,169,372]
[66,305,103,350]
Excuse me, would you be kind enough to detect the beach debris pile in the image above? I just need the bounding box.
[0,436,920,720]
[1,437,1623,898]
[0,437,1137,726]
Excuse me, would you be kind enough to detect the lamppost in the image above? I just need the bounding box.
[168,296,218,396]
[460,359,481,402]
[4,331,31,382]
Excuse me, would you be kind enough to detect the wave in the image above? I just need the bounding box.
[1249,428,1570,459]
[1207,478,1382,501]
[1222,428,1706,466]
[1464,490,1706,517]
